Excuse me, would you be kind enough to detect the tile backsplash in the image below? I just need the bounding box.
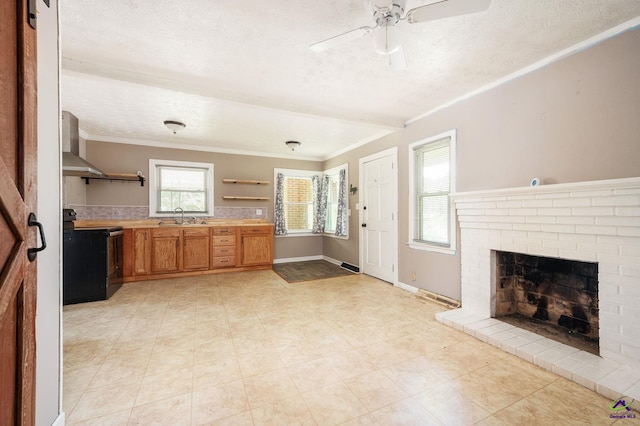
[68,205,268,221]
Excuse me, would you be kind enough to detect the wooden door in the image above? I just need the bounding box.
[240,227,273,266]
[0,0,38,424]
[361,152,396,283]
[182,228,209,271]
[150,228,181,273]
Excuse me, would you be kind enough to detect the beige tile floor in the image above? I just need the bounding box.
[63,271,638,425]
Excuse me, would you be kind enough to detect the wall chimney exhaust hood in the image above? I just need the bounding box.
[62,111,105,177]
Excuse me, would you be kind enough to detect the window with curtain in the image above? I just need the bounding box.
[409,131,457,254]
[149,159,214,216]
[274,165,348,237]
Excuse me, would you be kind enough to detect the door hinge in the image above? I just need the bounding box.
[28,0,37,29]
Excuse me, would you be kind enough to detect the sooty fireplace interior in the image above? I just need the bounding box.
[495,251,599,354]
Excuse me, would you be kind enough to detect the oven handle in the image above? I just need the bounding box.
[109,230,124,237]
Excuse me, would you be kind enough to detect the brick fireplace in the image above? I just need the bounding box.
[436,177,640,404]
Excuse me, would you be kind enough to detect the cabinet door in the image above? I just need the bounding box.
[240,226,273,266]
[183,228,210,271]
[133,229,151,275]
[151,228,181,273]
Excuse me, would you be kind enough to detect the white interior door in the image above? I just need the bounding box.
[360,149,397,283]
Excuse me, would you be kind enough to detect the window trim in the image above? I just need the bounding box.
[274,165,349,239]
[149,159,214,217]
[408,130,457,255]
[274,168,317,235]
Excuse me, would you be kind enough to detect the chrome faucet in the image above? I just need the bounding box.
[173,207,184,224]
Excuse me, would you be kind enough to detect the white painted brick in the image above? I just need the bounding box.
[522,199,554,208]
[524,216,557,224]
[543,240,577,251]
[496,200,523,208]
[596,216,640,227]
[557,216,594,225]
[553,197,592,207]
[541,224,576,234]
[598,301,622,315]
[572,207,615,216]
[592,195,640,206]
[460,222,489,230]
[526,231,559,241]
[558,249,597,262]
[620,265,640,278]
[485,208,510,216]
[559,233,597,243]
[505,195,531,201]
[598,253,640,267]
[528,247,559,258]
[599,262,620,274]
[616,206,640,216]
[598,235,638,246]
[622,343,640,361]
[509,208,538,216]
[578,242,619,255]
[535,192,571,199]
[513,223,541,232]
[575,225,618,236]
[487,223,513,231]
[618,227,640,237]
[456,208,486,216]
[500,230,528,239]
[536,207,573,216]
[471,201,498,209]
[499,215,526,223]
[513,238,544,248]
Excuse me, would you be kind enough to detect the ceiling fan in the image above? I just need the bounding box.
[309,0,491,68]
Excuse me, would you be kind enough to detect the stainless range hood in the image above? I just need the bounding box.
[62,111,105,177]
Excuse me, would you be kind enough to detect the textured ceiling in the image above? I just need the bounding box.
[59,0,640,160]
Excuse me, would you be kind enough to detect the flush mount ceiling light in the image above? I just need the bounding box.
[285,140,301,151]
[164,120,186,134]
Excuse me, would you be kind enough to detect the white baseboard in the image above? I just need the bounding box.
[395,281,419,294]
[52,412,65,426]
[273,255,323,264]
[322,256,341,266]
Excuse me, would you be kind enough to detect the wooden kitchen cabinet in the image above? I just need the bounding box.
[211,227,237,268]
[150,228,181,273]
[132,228,151,276]
[240,225,273,266]
[123,223,273,283]
[183,227,210,271]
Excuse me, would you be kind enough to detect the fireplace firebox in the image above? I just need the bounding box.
[495,251,598,354]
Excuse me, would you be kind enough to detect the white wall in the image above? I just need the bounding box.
[36,1,62,425]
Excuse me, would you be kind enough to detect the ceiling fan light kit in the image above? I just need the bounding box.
[163,120,186,134]
[286,140,301,151]
[310,0,491,66]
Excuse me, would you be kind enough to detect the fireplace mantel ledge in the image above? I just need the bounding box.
[451,176,640,201]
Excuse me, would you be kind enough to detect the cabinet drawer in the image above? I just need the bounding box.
[211,256,236,267]
[212,246,235,256]
[183,227,208,237]
[213,235,236,245]
[213,227,236,235]
[152,227,180,237]
[241,226,271,235]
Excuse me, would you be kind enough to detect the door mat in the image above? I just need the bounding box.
[273,260,356,283]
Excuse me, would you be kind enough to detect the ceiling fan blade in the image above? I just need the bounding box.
[309,26,375,52]
[388,44,407,70]
[406,0,491,24]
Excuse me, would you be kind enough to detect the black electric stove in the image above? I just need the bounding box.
[63,209,123,305]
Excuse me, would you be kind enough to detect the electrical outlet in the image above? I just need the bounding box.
[410,272,416,281]
[255,209,263,216]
